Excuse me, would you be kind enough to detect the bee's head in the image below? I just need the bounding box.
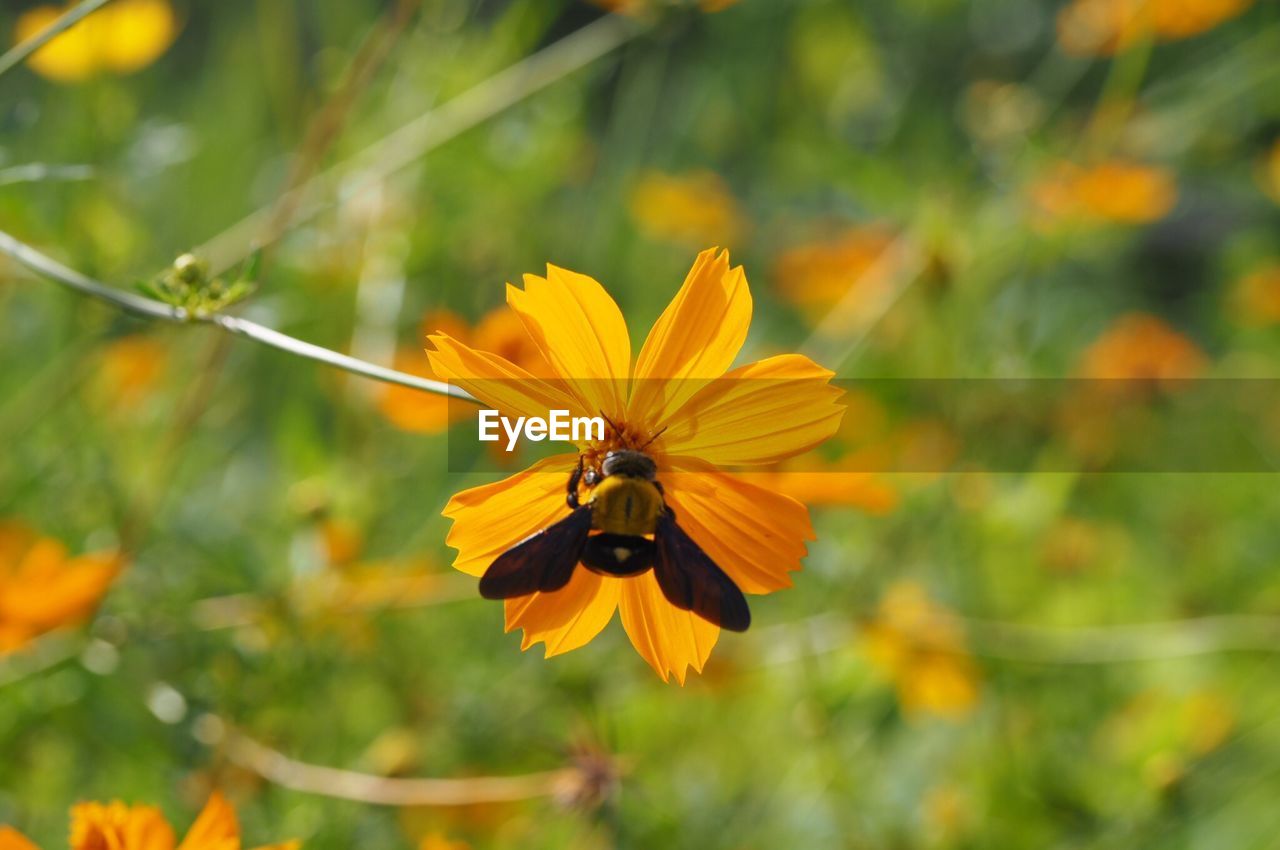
[600,449,658,480]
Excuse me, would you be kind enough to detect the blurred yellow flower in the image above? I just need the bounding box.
[428,248,843,682]
[773,226,899,318]
[1057,0,1253,56]
[629,171,745,249]
[0,521,121,653]
[861,582,980,718]
[1230,264,1280,327]
[1032,160,1177,225]
[14,0,178,83]
[1078,312,1206,380]
[1099,687,1236,790]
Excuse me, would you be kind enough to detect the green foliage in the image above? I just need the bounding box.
[1,1,1279,849]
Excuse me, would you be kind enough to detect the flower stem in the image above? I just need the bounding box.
[0,229,477,401]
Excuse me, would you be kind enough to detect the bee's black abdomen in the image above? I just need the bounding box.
[582,533,655,577]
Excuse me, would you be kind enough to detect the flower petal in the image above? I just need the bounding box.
[0,826,40,850]
[442,455,580,578]
[176,792,238,850]
[427,333,586,421]
[504,569,621,658]
[662,353,844,466]
[618,572,719,684]
[662,468,814,594]
[506,266,631,418]
[629,248,751,425]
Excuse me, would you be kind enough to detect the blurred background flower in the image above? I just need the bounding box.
[14,0,178,82]
[0,522,120,653]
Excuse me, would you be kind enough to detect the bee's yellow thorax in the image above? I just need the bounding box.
[590,475,663,536]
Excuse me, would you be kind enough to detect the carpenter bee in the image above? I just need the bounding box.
[478,449,751,631]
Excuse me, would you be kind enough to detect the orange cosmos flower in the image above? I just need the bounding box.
[0,522,121,653]
[58,792,299,850]
[629,171,745,250]
[860,582,980,718]
[1032,160,1177,225]
[15,0,178,83]
[1056,0,1253,56]
[427,248,843,682]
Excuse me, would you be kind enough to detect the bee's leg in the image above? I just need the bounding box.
[654,481,677,520]
[567,456,585,509]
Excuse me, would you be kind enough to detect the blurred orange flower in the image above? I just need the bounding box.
[1230,264,1280,327]
[861,582,980,718]
[1,791,297,850]
[773,226,899,317]
[629,171,745,249]
[378,308,551,434]
[418,833,470,850]
[15,0,178,83]
[94,335,167,409]
[1078,313,1206,380]
[1057,0,1253,56]
[428,248,843,682]
[0,521,121,653]
[1032,160,1177,225]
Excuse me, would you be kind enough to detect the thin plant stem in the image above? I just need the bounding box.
[196,13,641,274]
[204,718,581,806]
[0,0,115,79]
[0,163,95,187]
[0,228,476,401]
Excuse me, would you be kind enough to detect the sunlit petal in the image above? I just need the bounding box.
[662,467,813,594]
[442,455,580,578]
[662,354,844,466]
[618,572,719,684]
[629,248,751,426]
[506,266,631,418]
[505,569,622,658]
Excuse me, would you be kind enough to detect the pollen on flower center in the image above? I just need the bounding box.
[580,418,663,470]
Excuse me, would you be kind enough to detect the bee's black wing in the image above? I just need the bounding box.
[653,513,751,632]
[478,508,593,599]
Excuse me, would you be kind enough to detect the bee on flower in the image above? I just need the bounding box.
[14,0,178,83]
[0,791,298,850]
[427,248,843,682]
[0,521,121,654]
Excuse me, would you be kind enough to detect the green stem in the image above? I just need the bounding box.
[0,229,477,402]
